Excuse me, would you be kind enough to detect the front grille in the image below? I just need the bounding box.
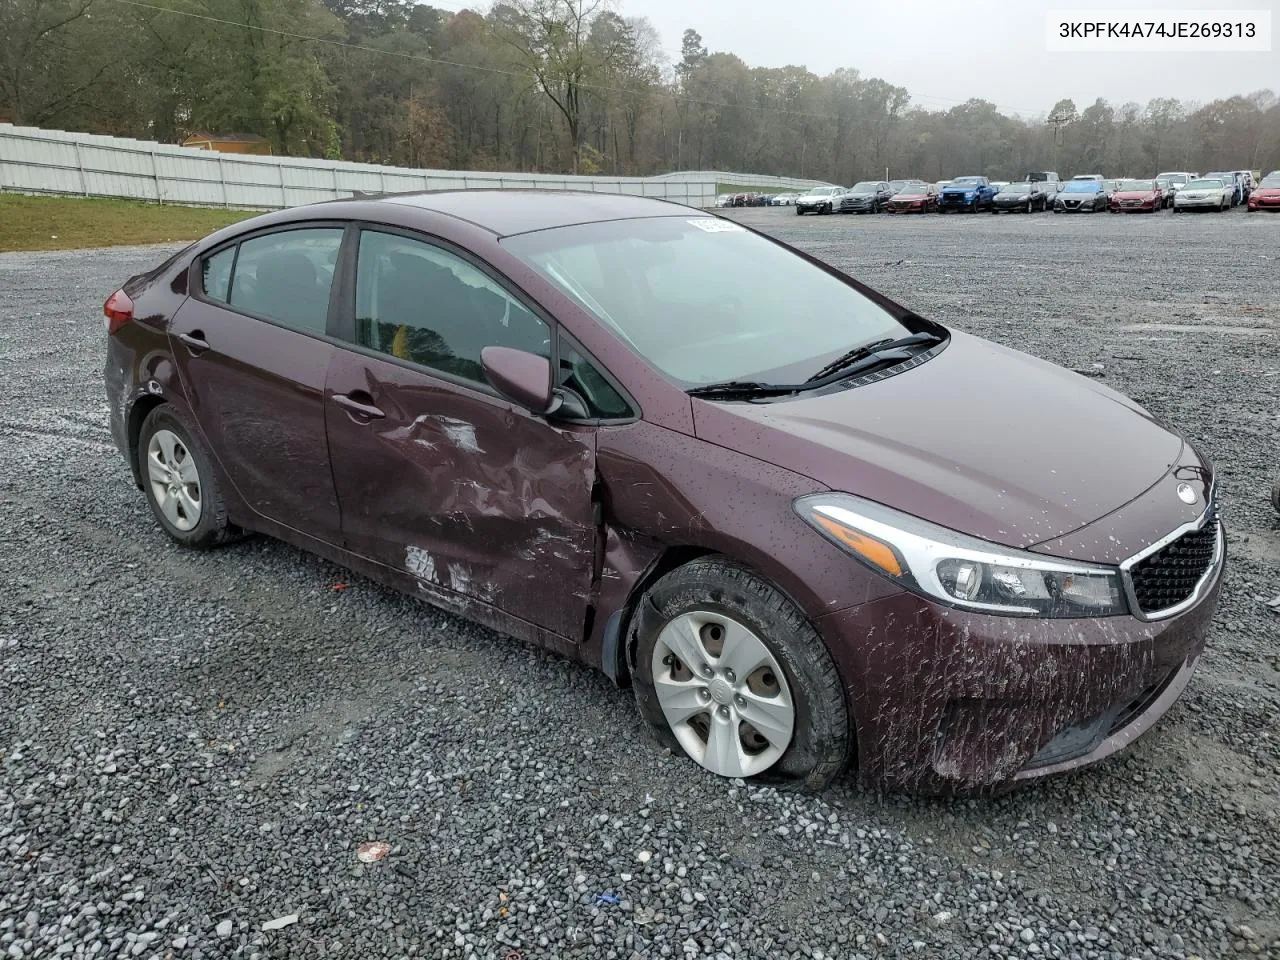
[1127,505,1218,615]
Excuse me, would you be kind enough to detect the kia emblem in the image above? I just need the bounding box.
[1176,483,1197,505]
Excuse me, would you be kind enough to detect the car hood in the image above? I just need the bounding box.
[892,194,927,200]
[996,192,1030,199]
[942,184,981,191]
[844,191,876,199]
[1113,191,1157,199]
[1254,187,1280,196]
[691,330,1184,553]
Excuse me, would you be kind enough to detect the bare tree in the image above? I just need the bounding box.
[494,0,620,173]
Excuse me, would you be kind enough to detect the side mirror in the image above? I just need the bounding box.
[481,346,558,415]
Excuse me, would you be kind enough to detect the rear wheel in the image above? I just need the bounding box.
[137,405,239,549]
[631,558,850,791]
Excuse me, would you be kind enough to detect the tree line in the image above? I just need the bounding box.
[3,0,1278,181]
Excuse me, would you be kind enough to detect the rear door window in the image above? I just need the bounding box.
[224,229,344,335]
[201,246,235,303]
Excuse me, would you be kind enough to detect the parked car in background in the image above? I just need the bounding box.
[1109,179,1165,213]
[991,181,1048,213]
[770,192,801,206]
[103,190,1225,794]
[839,181,895,214]
[1054,179,1109,213]
[989,181,1010,190]
[1203,172,1243,206]
[1025,171,1061,184]
[795,186,845,215]
[1235,170,1255,200]
[1247,173,1280,211]
[937,176,998,213]
[1071,174,1105,182]
[714,194,732,208]
[885,182,938,213]
[1173,178,1233,212]
[889,180,909,194]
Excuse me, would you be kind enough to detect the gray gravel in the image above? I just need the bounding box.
[2,207,1279,960]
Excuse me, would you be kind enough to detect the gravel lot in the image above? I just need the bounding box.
[1,206,1278,960]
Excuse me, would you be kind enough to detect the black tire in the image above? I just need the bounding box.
[795,206,803,215]
[630,557,850,792]
[1271,482,1280,514]
[136,405,240,549]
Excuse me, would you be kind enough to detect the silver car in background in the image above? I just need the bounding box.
[794,185,846,215]
[1173,178,1233,212]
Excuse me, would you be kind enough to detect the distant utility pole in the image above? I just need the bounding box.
[1046,114,1072,170]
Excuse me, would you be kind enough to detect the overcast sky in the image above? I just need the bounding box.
[620,0,1278,116]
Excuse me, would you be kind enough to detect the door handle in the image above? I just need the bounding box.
[177,331,210,354]
[332,393,385,421]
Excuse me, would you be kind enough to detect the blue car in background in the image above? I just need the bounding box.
[937,176,998,213]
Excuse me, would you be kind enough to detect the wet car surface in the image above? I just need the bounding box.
[103,192,1224,794]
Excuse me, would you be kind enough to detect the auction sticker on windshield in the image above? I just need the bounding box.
[688,219,745,233]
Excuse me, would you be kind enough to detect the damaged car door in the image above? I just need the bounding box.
[324,227,598,641]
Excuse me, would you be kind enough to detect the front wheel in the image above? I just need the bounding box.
[795,206,803,215]
[631,558,850,791]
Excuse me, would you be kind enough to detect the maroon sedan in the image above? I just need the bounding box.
[103,192,1223,793]
[1247,173,1280,211]
[1109,179,1165,213]
[885,183,937,214]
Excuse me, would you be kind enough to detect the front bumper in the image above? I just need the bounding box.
[840,200,877,212]
[887,202,927,213]
[816,554,1222,794]
[1112,200,1157,211]
[1175,197,1221,208]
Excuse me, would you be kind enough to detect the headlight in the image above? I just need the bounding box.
[795,493,1128,618]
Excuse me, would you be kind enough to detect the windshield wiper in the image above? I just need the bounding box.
[685,381,799,400]
[804,330,942,384]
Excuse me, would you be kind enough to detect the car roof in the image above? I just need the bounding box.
[377,189,692,237]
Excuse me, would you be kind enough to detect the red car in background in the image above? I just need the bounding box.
[1247,173,1280,211]
[1109,180,1165,213]
[884,182,937,214]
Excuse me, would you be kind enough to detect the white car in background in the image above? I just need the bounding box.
[770,192,800,206]
[794,185,846,215]
[1172,177,1233,212]
[713,194,732,208]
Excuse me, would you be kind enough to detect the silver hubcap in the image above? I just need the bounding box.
[651,611,795,779]
[146,429,201,532]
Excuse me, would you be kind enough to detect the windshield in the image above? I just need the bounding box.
[895,184,926,195]
[950,177,983,185]
[807,187,838,196]
[503,218,908,387]
[999,182,1031,193]
[1186,179,1222,189]
[1260,176,1280,187]
[1063,181,1099,193]
[849,182,879,192]
[1119,180,1155,191]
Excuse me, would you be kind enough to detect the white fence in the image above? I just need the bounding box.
[649,170,834,190]
[0,125,727,209]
